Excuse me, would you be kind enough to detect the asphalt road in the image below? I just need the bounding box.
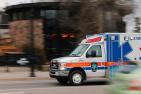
[0,80,109,94]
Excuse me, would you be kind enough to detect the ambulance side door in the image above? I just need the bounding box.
[85,44,106,78]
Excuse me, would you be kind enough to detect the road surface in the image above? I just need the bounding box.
[0,80,109,94]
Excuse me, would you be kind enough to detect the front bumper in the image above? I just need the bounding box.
[108,85,141,94]
[50,70,69,78]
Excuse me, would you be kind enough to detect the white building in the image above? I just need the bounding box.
[123,0,141,33]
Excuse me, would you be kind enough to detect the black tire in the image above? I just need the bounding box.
[69,70,84,86]
[57,78,68,85]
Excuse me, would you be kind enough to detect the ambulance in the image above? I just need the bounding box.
[50,33,141,85]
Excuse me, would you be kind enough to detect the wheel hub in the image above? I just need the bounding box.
[72,73,82,84]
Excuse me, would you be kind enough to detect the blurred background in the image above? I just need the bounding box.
[0,0,137,65]
[0,0,140,94]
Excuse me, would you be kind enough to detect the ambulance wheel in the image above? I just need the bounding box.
[57,78,68,85]
[69,70,84,85]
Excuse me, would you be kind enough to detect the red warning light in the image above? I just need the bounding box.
[86,37,102,43]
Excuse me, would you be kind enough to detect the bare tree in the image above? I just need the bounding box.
[58,0,134,39]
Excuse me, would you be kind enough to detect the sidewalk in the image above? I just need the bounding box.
[0,71,51,81]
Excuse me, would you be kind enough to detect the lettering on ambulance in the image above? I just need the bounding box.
[124,36,141,41]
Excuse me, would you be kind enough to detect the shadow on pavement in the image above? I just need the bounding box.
[82,81,110,86]
[49,81,110,87]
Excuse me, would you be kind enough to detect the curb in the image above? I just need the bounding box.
[0,77,53,81]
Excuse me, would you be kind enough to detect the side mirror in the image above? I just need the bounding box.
[86,50,97,58]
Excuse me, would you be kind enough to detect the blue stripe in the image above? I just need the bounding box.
[84,67,108,70]
[97,67,108,70]
[66,67,108,71]
[83,67,92,70]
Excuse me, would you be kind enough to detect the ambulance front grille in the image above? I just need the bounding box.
[50,62,59,70]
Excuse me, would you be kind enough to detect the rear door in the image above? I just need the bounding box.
[106,34,133,77]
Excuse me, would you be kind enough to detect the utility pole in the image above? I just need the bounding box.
[29,0,36,77]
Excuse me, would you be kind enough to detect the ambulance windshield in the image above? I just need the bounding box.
[69,44,90,57]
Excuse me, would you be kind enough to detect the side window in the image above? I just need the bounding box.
[86,45,102,57]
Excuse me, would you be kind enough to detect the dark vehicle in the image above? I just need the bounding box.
[0,52,40,66]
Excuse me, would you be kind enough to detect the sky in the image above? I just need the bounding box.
[0,0,30,8]
[0,0,58,9]
[0,0,140,10]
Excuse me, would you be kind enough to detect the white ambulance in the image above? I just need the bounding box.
[50,33,141,85]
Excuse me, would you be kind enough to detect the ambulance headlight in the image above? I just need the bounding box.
[59,63,66,70]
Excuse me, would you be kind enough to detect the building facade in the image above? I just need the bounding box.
[5,1,127,61]
[5,2,79,60]
[0,8,18,54]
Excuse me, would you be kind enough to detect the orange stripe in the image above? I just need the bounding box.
[97,62,114,66]
[65,62,121,68]
[97,62,115,66]
[104,62,115,66]
[65,62,91,67]
[97,62,102,66]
